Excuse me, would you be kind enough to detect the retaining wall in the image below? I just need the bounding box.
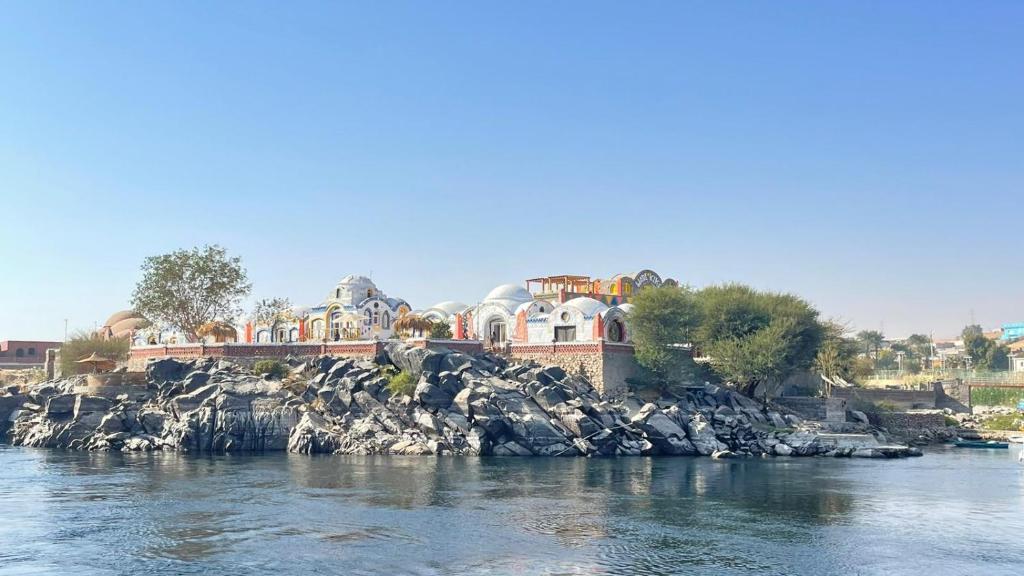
[507,342,637,396]
[833,387,936,410]
[773,397,848,422]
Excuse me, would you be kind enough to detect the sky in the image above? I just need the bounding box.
[1,2,1021,342]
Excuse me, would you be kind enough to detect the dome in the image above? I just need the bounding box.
[338,274,375,286]
[430,301,470,316]
[110,317,150,336]
[104,310,140,328]
[616,303,635,314]
[483,284,534,306]
[328,275,379,305]
[561,297,609,318]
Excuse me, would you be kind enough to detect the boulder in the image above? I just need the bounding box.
[45,394,77,416]
[413,380,453,410]
[147,358,188,383]
[686,413,724,456]
[74,396,112,419]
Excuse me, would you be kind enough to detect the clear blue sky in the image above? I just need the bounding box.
[1,2,1021,341]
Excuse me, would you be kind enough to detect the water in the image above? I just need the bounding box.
[0,445,1022,575]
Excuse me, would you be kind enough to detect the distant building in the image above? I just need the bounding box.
[0,340,62,368]
[1000,322,1024,342]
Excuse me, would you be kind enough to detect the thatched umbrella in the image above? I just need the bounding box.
[394,314,434,338]
[76,352,116,374]
[197,321,238,343]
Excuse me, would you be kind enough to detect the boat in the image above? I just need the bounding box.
[1007,436,1024,444]
[953,440,1009,449]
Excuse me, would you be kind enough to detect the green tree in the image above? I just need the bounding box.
[131,245,251,342]
[815,320,862,382]
[856,330,885,359]
[628,285,703,385]
[253,297,293,341]
[983,343,1010,371]
[693,284,824,402]
[962,325,994,369]
[706,317,797,404]
[905,334,932,359]
[429,321,453,339]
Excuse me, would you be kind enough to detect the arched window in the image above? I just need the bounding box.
[15,348,24,357]
[607,319,625,343]
[28,348,36,356]
[382,312,390,329]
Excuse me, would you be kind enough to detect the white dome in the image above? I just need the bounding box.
[484,284,534,306]
[429,301,470,316]
[617,303,635,314]
[337,274,375,287]
[328,275,379,306]
[561,297,609,318]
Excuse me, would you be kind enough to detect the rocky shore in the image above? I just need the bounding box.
[0,343,920,458]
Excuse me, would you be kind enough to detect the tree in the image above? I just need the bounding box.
[814,320,862,383]
[900,333,933,369]
[628,285,703,385]
[957,325,1010,371]
[131,245,251,342]
[253,297,293,341]
[429,320,453,339]
[693,284,824,402]
[706,317,797,404]
[856,330,885,359]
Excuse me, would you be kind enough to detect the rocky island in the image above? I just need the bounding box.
[0,343,920,459]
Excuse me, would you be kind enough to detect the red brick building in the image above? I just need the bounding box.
[0,340,61,368]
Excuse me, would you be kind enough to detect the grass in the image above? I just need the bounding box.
[970,386,1024,408]
[386,371,416,397]
[980,413,1024,432]
[253,359,288,379]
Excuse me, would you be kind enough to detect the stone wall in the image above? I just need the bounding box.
[407,339,484,355]
[507,342,637,397]
[128,341,385,371]
[773,397,848,423]
[833,387,936,410]
[874,412,949,437]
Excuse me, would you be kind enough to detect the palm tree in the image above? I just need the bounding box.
[856,330,885,359]
[394,314,433,338]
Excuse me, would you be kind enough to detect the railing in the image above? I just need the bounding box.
[865,369,1024,386]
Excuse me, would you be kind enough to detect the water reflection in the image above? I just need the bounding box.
[0,445,1022,576]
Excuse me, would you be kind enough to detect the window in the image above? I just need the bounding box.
[607,320,625,343]
[382,313,390,329]
[28,348,36,356]
[554,326,576,342]
[15,348,24,357]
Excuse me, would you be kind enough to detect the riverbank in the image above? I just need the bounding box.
[1,343,920,458]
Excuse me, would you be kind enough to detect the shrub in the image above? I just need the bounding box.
[253,359,288,379]
[386,371,416,397]
[943,415,959,427]
[59,331,130,376]
[429,321,452,339]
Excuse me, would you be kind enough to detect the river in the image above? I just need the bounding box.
[0,445,1021,575]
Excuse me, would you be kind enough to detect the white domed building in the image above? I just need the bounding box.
[249,275,411,343]
[469,284,553,345]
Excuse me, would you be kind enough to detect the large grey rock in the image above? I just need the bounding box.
[634,404,697,455]
[413,380,453,410]
[45,394,76,416]
[147,358,188,383]
[686,413,724,456]
[74,396,112,419]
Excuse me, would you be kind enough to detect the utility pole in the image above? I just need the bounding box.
[63,319,68,342]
